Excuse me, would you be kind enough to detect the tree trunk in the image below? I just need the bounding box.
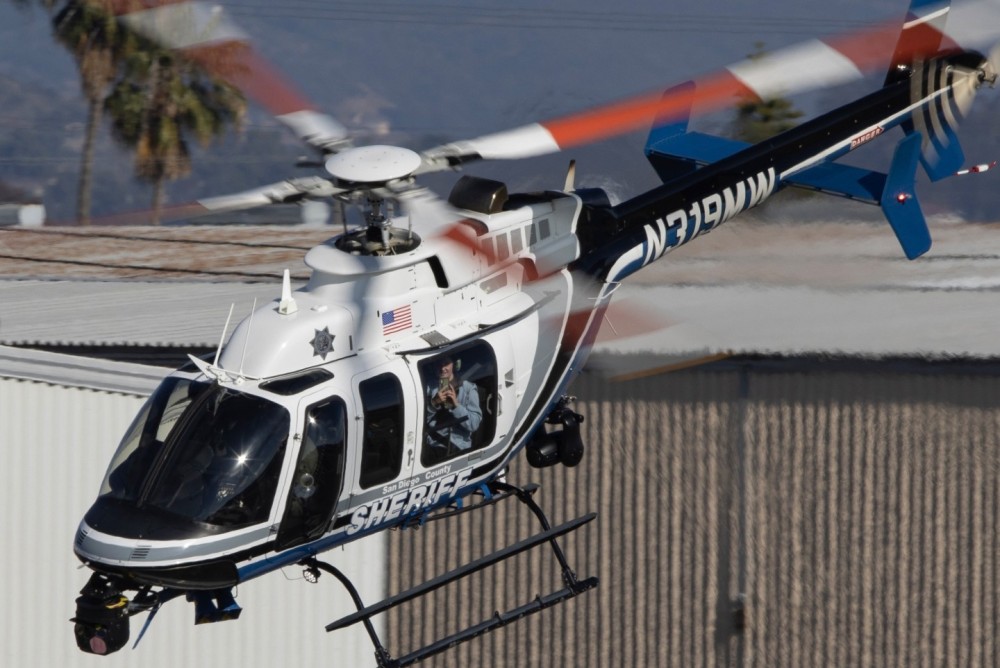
[151,177,164,225]
[77,95,103,225]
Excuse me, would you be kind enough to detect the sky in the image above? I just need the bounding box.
[0,0,997,221]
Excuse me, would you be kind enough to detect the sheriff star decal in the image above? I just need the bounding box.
[310,326,335,359]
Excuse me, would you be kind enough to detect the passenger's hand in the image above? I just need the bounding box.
[439,386,457,408]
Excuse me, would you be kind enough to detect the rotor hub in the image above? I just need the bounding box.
[324,145,422,184]
[335,226,422,256]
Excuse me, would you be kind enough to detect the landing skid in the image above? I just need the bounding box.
[301,481,598,668]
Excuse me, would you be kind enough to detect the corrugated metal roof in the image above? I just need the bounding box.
[594,284,1000,358]
[0,225,333,347]
[0,279,286,347]
[626,215,1000,291]
[0,344,165,394]
[0,225,330,281]
[598,216,1000,358]
[1,219,999,355]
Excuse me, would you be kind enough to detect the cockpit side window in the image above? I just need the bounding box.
[99,378,291,530]
[419,341,498,467]
[276,397,346,549]
[358,373,404,489]
[101,378,210,500]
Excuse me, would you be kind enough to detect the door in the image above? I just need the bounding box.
[274,393,348,550]
[350,359,418,501]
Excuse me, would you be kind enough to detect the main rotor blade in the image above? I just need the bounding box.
[108,0,350,153]
[82,177,345,225]
[193,177,346,212]
[422,0,1000,166]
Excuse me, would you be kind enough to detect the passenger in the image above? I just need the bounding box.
[425,356,482,453]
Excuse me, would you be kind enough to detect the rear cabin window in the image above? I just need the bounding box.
[419,341,498,467]
[358,373,404,489]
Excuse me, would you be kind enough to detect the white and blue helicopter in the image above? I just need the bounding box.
[72,0,999,664]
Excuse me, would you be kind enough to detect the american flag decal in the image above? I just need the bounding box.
[381,304,412,335]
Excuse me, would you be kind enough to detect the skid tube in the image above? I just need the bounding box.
[303,481,598,668]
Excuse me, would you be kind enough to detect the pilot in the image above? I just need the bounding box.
[425,355,482,453]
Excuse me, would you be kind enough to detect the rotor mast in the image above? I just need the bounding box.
[324,145,426,256]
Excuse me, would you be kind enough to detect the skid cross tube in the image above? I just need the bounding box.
[326,512,596,632]
[392,577,599,667]
[318,482,598,667]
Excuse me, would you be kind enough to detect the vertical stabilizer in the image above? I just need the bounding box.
[881,133,932,259]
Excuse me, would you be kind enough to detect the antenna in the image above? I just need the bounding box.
[214,303,235,368]
[564,159,576,191]
[279,269,298,315]
[238,298,257,383]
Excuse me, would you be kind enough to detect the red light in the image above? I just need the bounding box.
[896,193,908,204]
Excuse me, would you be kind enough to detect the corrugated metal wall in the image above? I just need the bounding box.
[385,362,1000,667]
[0,377,384,668]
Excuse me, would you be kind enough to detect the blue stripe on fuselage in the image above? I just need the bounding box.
[604,166,777,282]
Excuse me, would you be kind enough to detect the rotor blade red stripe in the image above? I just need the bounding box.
[823,21,948,73]
[542,73,752,150]
[105,1,316,117]
[540,11,958,152]
[182,43,315,116]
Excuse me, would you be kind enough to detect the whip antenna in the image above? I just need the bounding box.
[213,303,235,369]
[238,298,257,382]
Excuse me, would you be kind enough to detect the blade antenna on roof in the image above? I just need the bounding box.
[238,298,257,383]
[214,303,235,369]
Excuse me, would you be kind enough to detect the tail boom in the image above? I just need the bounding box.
[579,48,994,281]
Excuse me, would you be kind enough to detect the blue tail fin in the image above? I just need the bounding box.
[785,133,933,259]
[880,133,932,259]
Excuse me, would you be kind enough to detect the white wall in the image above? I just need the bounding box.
[0,377,385,668]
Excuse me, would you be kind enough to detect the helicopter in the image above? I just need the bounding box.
[70,0,1000,665]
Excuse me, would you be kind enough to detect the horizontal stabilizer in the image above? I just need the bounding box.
[784,163,887,203]
[649,131,750,166]
[880,132,932,259]
[645,128,749,182]
[643,81,751,182]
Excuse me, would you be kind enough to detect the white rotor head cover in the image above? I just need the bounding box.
[325,145,423,184]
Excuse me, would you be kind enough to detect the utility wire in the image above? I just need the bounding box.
[0,227,315,250]
[224,1,873,34]
[0,251,308,281]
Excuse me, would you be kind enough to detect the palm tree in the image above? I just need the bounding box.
[731,42,804,144]
[104,43,246,223]
[51,0,135,225]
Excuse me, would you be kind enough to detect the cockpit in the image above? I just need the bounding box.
[93,378,290,536]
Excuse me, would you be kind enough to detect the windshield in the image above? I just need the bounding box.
[100,377,290,529]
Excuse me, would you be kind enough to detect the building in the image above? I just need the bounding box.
[1,219,998,666]
[0,226,380,667]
